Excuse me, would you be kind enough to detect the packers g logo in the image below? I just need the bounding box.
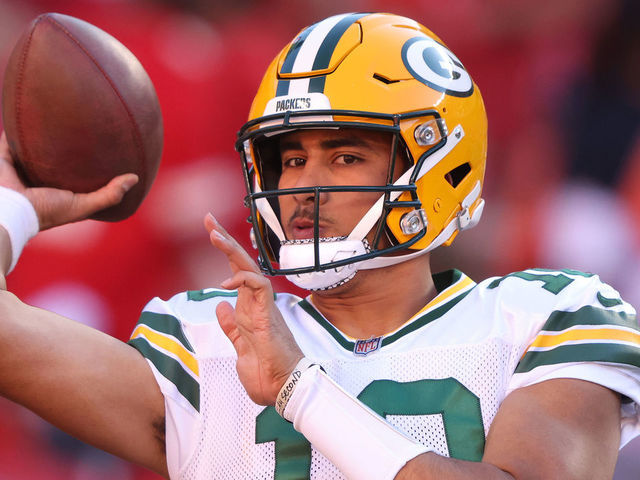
[402,37,473,97]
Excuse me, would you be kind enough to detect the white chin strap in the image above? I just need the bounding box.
[278,237,369,290]
[257,125,482,290]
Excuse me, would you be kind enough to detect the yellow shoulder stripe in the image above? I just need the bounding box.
[414,275,474,318]
[530,326,640,350]
[131,325,199,377]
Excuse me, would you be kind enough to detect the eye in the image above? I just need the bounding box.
[282,157,305,168]
[335,154,360,165]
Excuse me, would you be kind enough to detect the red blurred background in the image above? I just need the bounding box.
[0,0,638,478]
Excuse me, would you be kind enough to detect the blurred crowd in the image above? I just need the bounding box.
[0,0,638,478]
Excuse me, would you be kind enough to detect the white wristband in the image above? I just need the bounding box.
[275,357,317,417]
[0,186,39,273]
[283,366,431,480]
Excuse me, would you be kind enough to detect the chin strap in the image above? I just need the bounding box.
[279,238,368,290]
[257,125,482,290]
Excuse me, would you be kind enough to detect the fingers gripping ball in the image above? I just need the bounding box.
[1,13,163,221]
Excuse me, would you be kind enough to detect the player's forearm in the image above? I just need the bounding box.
[396,453,514,480]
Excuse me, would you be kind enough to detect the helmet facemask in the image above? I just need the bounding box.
[237,109,466,290]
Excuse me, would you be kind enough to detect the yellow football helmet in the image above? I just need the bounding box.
[236,12,487,290]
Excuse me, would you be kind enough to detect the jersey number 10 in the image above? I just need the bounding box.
[256,378,485,479]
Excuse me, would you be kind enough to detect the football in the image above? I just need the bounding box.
[1,13,163,221]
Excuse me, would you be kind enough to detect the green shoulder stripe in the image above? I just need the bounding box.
[128,337,200,411]
[542,306,638,332]
[137,312,195,353]
[188,289,239,301]
[187,289,277,302]
[515,342,640,374]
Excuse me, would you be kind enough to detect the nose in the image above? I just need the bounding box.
[290,162,330,206]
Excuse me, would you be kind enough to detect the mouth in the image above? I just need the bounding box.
[290,219,320,240]
[289,218,329,240]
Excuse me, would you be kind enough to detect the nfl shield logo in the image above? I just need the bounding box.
[353,336,383,356]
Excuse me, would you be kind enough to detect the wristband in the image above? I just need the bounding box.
[0,186,39,273]
[283,367,431,480]
[275,357,318,417]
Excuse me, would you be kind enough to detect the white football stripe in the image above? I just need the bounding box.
[290,14,349,74]
[289,78,311,96]
[287,14,351,95]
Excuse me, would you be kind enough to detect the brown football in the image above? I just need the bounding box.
[1,12,163,221]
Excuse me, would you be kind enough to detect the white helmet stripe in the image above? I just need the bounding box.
[292,15,349,72]
[278,13,366,96]
[288,14,350,95]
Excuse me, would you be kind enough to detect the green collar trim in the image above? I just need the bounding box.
[297,269,474,352]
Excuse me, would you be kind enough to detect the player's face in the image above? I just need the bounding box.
[277,128,404,241]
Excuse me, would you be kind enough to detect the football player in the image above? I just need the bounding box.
[1,12,639,480]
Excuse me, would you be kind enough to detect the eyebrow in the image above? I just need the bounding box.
[279,136,373,152]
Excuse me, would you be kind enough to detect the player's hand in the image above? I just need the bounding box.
[205,213,304,406]
[0,131,138,230]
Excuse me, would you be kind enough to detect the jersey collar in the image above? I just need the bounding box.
[297,269,476,352]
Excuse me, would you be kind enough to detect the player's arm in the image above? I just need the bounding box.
[396,377,620,479]
[0,293,169,476]
[0,132,169,477]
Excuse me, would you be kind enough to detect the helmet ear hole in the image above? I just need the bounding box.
[445,162,471,188]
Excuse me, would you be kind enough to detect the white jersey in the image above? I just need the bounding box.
[129,269,640,479]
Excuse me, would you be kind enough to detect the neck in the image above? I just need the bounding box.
[308,254,436,339]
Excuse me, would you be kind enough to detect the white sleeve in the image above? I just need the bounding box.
[128,294,202,477]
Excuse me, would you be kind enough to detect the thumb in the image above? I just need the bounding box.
[81,173,139,212]
[30,173,140,230]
